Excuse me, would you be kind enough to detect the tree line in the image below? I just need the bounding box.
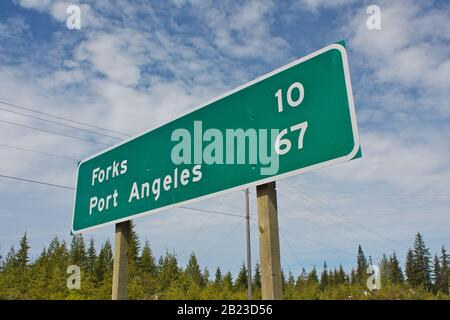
[0,224,448,299]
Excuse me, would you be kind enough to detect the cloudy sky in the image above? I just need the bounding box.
[0,0,449,276]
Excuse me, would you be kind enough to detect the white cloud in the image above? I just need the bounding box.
[16,0,52,11]
[296,0,358,11]
[346,1,450,94]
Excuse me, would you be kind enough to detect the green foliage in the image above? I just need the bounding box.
[185,253,204,287]
[235,262,248,290]
[253,263,261,288]
[356,245,368,285]
[139,241,156,276]
[0,231,449,300]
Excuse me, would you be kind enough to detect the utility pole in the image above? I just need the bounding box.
[112,220,130,300]
[245,188,253,300]
[256,182,283,300]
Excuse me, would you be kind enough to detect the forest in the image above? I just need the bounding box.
[0,223,448,300]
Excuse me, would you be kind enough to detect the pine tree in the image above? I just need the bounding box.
[296,267,307,288]
[235,262,248,290]
[405,249,416,287]
[185,253,203,286]
[287,271,295,287]
[380,254,391,284]
[128,221,141,266]
[439,246,449,294]
[139,241,156,276]
[158,252,179,290]
[337,265,346,285]
[214,267,223,286]
[15,233,31,296]
[433,254,441,293]
[389,252,404,284]
[94,239,112,284]
[319,262,329,290]
[253,263,261,288]
[202,267,210,286]
[16,233,30,269]
[281,269,286,290]
[307,266,319,286]
[412,233,432,292]
[69,234,87,269]
[86,238,96,273]
[223,272,233,290]
[356,245,368,285]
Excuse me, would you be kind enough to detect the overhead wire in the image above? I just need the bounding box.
[0,100,130,137]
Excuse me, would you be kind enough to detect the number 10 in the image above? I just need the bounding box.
[275,82,304,113]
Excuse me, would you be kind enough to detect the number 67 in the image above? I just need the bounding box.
[274,121,308,155]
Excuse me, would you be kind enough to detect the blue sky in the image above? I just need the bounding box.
[0,0,449,277]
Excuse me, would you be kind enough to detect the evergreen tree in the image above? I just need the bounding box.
[287,271,295,286]
[139,241,156,276]
[380,254,391,284]
[433,254,441,293]
[158,252,179,290]
[319,262,329,290]
[405,249,416,287]
[389,252,404,284]
[350,269,357,285]
[185,253,203,286]
[235,262,248,290]
[412,233,432,292]
[253,263,261,288]
[307,266,319,286]
[356,245,368,285]
[337,265,346,285]
[296,268,307,288]
[281,269,286,290]
[439,246,449,294]
[94,239,112,284]
[86,238,96,273]
[128,221,141,266]
[69,234,86,268]
[15,233,31,296]
[223,272,233,290]
[214,267,223,286]
[16,233,30,269]
[202,267,210,286]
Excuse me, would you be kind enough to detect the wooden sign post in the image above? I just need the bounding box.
[256,182,283,300]
[112,220,130,300]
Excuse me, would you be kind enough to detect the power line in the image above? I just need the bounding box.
[300,186,450,198]
[247,188,376,253]
[0,106,123,141]
[178,193,235,260]
[249,219,356,258]
[0,173,75,190]
[179,206,245,219]
[279,225,357,258]
[203,221,243,257]
[0,118,110,146]
[0,100,130,137]
[0,142,80,162]
[280,181,409,250]
[275,188,390,254]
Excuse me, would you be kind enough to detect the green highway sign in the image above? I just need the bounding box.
[72,42,360,233]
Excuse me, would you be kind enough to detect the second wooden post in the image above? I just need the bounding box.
[112,220,131,300]
[256,182,283,300]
